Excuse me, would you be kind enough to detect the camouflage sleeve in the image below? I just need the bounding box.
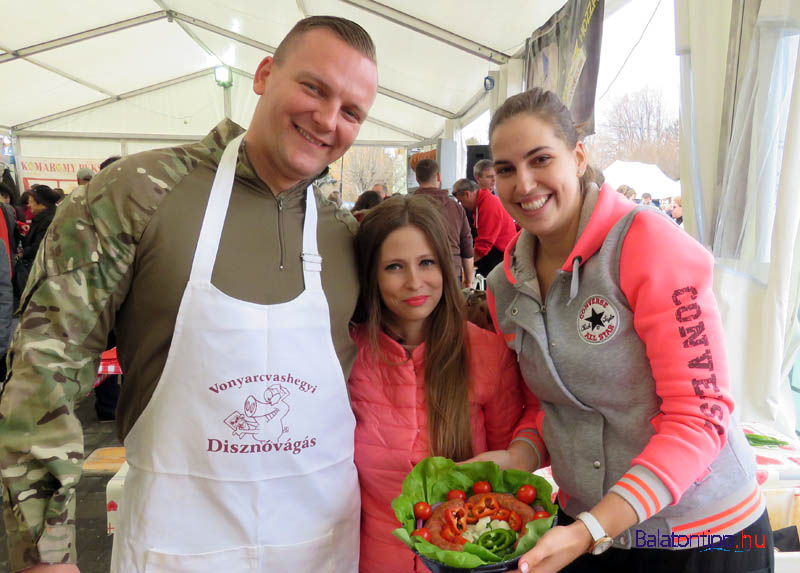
[0,156,171,570]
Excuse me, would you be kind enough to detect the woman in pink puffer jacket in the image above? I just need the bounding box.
[349,195,541,572]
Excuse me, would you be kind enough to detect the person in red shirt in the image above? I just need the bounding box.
[453,176,517,277]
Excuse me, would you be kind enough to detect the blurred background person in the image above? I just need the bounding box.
[413,159,474,287]
[671,196,683,227]
[15,185,59,299]
[351,190,383,222]
[474,158,496,194]
[369,182,388,200]
[76,167,94,186]
[453,177,516,278]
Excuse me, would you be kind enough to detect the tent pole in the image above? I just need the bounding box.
[9,132,22,195]
[224,86,232,120]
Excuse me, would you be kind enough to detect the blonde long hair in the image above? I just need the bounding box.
[353,195,474,461]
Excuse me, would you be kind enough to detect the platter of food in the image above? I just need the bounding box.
[392,457,557,571]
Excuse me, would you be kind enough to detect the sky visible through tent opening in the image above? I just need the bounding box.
[462,0,679,147]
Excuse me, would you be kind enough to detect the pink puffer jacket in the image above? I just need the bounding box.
[348,322,537,573]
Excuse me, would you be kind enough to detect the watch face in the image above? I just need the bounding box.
[591,537,614,555]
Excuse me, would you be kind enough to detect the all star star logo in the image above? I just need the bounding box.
[578,295,619,344]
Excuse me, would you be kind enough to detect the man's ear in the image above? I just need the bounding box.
[253,56,275,95]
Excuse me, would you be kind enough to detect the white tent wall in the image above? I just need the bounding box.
[675,0,732,244]
[679,0,800,436]
[17,138,124,161]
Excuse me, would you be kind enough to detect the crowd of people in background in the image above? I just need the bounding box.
[0,155,122,414]
[616,184,683,226]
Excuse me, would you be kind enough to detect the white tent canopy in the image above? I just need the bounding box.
[1,0,603,160]
[602,160,680,200]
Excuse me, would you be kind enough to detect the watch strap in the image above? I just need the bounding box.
[576,511,606,542]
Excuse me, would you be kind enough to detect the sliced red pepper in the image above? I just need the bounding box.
[465,502,479,524]
[445,505,468,534]
[473,494,499,519]
[441,525,468,545]
[507,510,523,532]
[495,508,511,521]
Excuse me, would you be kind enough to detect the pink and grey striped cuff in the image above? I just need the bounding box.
[609,465,673,523]
[511,428,548,468]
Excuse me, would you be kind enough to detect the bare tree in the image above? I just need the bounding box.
[592,88,680,179]
[341,147,394,202]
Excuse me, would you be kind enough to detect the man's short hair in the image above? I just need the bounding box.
[273,16,376,65]
[415,159,439,184]
[642,192,652,200]
[473,159,494,179]
[453,178,477,195]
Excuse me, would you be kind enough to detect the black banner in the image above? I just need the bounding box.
[526,0,604,136]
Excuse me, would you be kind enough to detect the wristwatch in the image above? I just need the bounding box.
[575,511,614,555]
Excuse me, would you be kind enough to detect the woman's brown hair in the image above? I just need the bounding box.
[489,87,604,193]
[353,194,473,461]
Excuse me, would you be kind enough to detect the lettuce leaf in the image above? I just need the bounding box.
[391,456,557,569]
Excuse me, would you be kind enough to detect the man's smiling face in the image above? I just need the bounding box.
[247,28,378,192]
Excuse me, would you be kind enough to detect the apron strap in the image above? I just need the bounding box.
[301,185,323,292]
[189,133,245,284]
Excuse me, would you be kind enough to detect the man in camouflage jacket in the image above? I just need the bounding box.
[0,16,378,572]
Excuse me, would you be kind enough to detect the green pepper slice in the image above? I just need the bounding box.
[476,528,516,554]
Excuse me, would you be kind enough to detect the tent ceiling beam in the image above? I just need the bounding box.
[455,87,489,120]
[0,12,168,64]
[365,117,425,140]
[296,1,309,17]
[11,51,117,98]
[12,68,213,131]
[169,11,278,54]
[340,0,510,65]
[377,87,457,119]
[152,1,223,64]
[16,131,201,142]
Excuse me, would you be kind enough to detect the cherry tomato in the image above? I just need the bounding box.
[411,527,432,542]
[533,510,551,520]
[473,481,492,494]
[446,489,466,501]
[516,484,537,504]
[413,502,433,521]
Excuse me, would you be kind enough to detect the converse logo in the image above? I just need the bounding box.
[578,295,619,344]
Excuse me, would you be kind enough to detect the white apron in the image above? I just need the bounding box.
[112,134,360,572]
